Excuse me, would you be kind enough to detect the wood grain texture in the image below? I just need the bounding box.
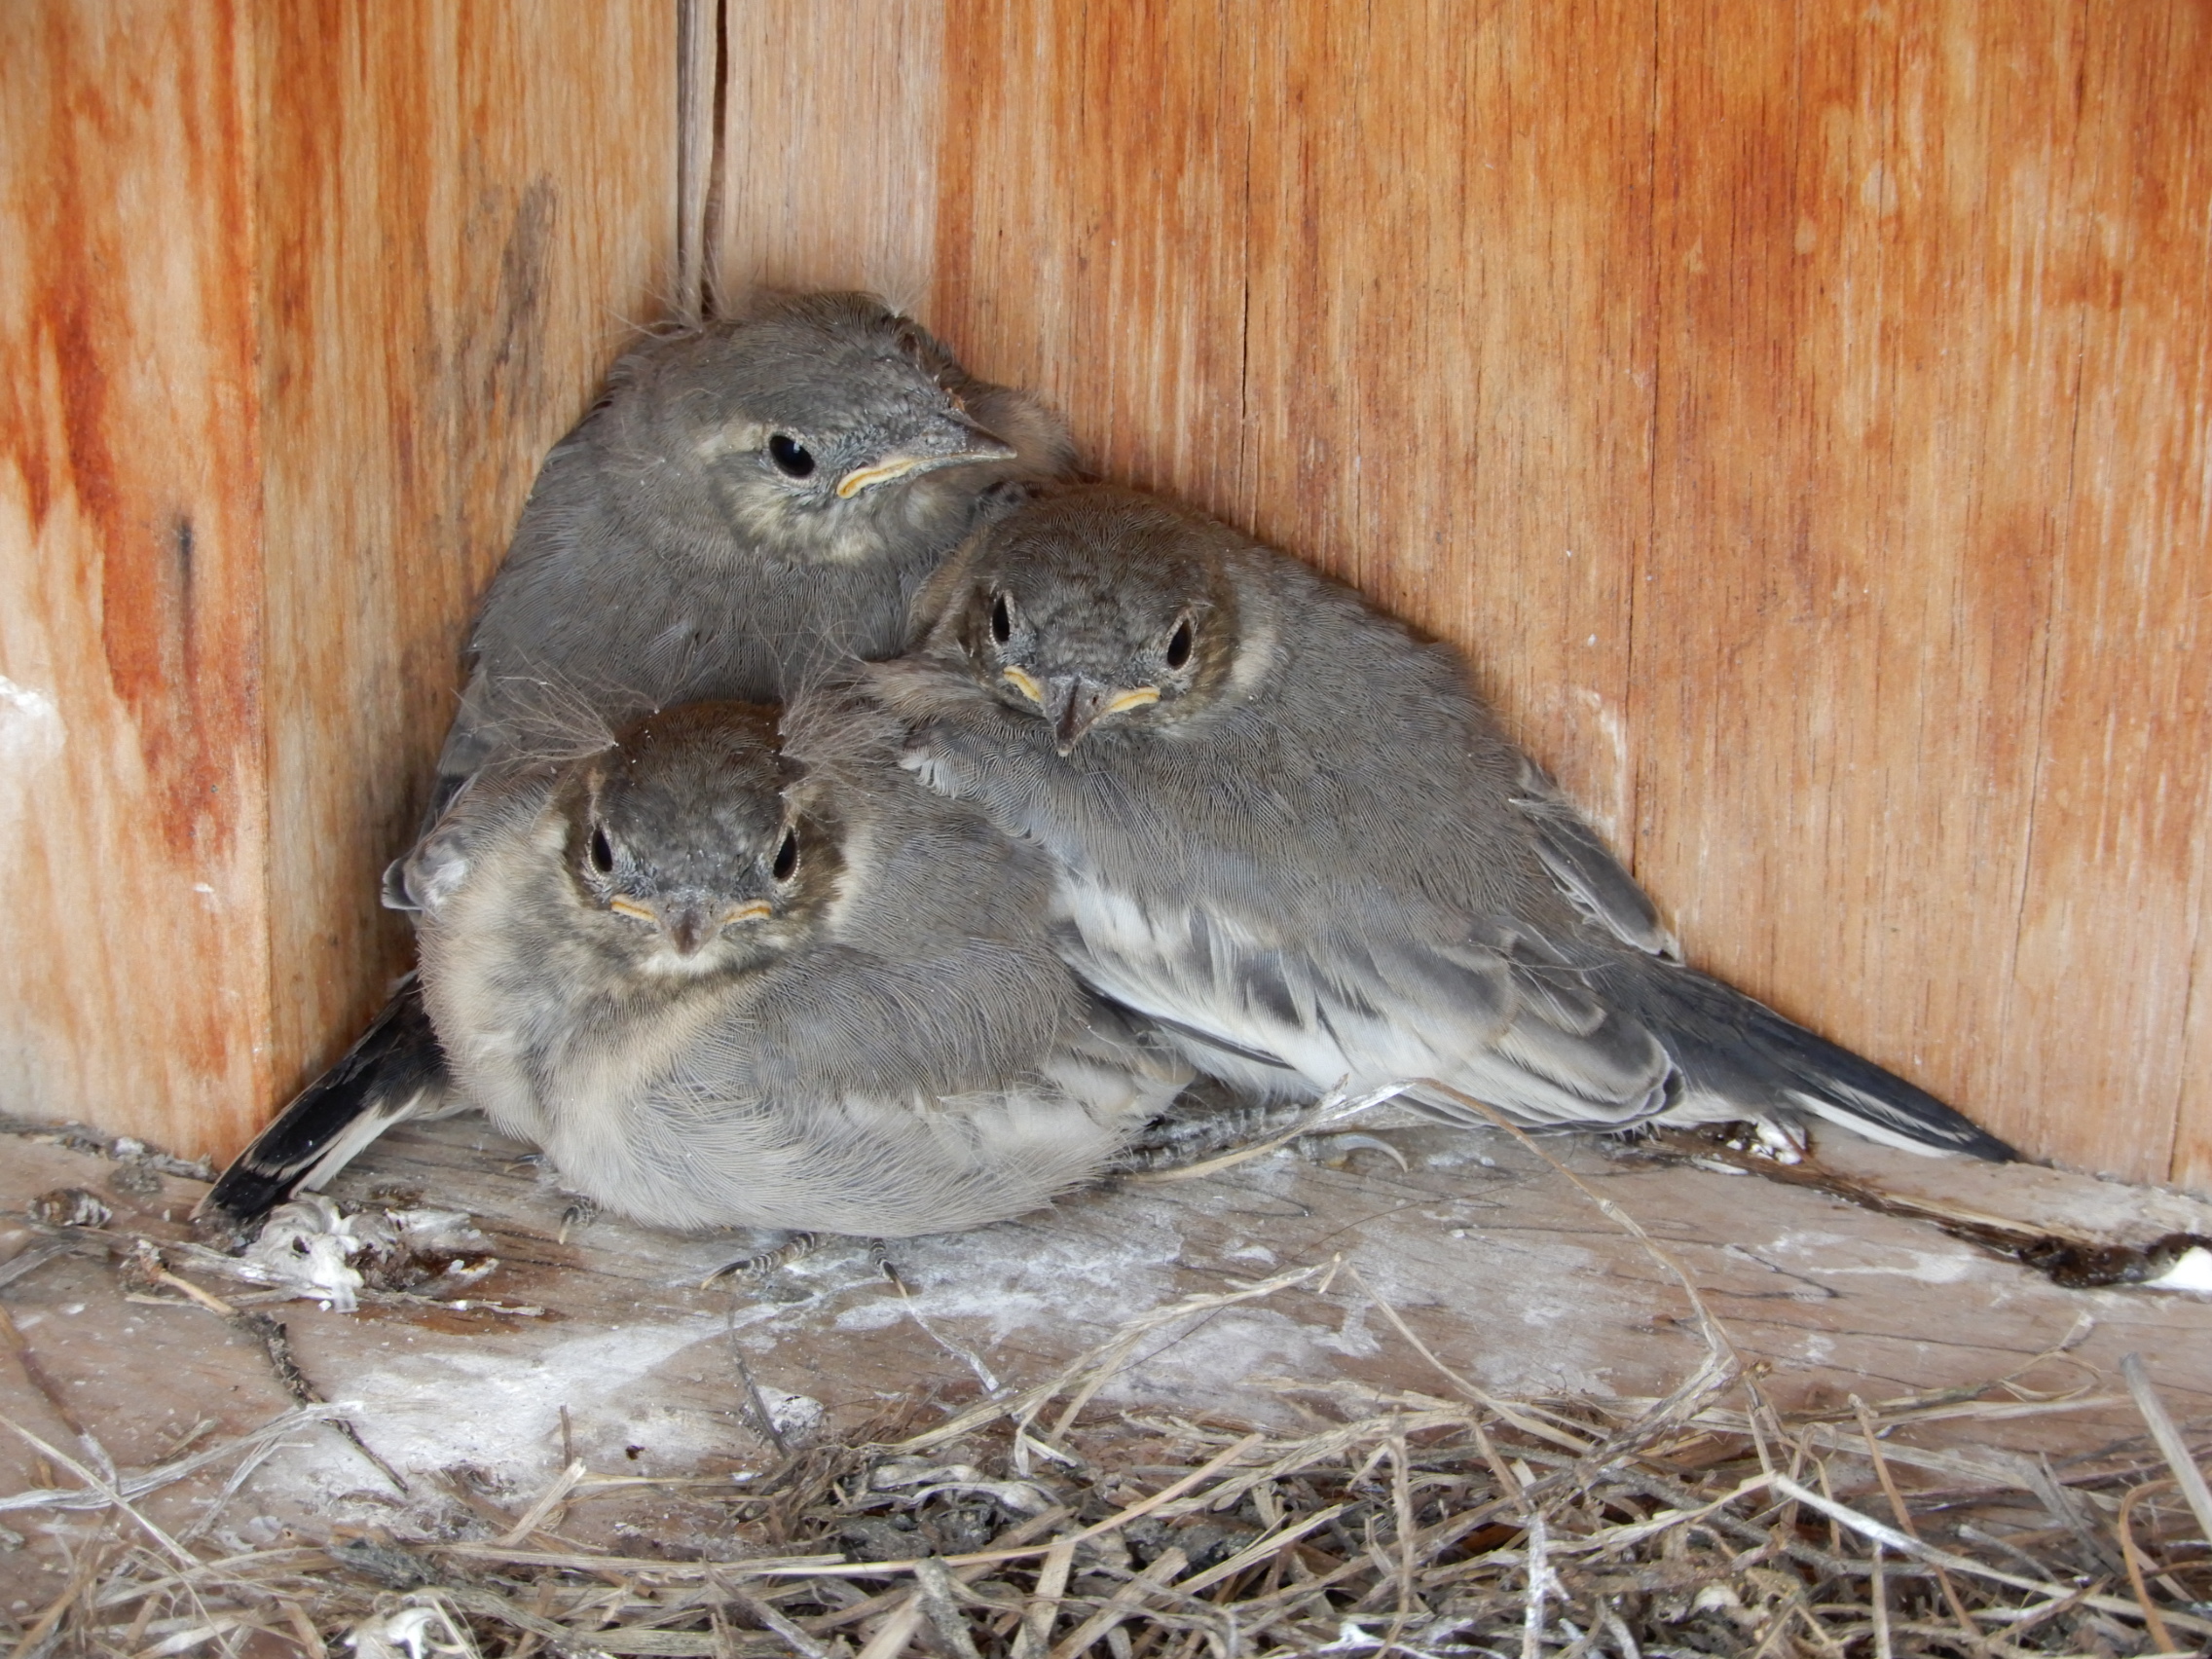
[0,2,275,1153]
[2011,6,2212,1194]
[0,1,676,1160]
[677,0,718,324]
[1639,3,2212,1190]
[256,0,678,1135]
[11,1,2208,1186]
[900,1,2212,1186]
[714,0,944,309]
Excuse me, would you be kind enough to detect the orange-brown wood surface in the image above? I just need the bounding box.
[901,1,2212,1189]
[714,0,945,306]
[5,3,2208,1190]
[0,2,275,1155]
[0,1,675,1159]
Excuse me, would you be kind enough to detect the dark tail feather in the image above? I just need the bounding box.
[1628,966,2018,1161]
[197,977,451,1234]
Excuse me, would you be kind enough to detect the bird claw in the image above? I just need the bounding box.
[557,1196,600,1243]
[1298,1131,1412,1172]
[868,1238,907,1294]
[701,1230,822,1286]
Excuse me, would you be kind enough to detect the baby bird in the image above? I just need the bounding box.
[406,693,1188,1236]
[874,485,2016,1161]
[203,293,1071,1231]
[428,290,1074,825]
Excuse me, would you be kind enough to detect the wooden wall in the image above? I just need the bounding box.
[732,0,2212,1190]
[0,1,674,1157]
[5,1,2207,1191]
[2,3,273,1156]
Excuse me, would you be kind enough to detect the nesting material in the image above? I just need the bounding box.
[14,1266,2212,1659]
[10,1116,2212,1659]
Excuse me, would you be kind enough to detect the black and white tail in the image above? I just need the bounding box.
[1626,964,2017,1161]
[197,977,452,1235]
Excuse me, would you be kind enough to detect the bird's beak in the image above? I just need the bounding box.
[721,901,773,926]
[1043,681,1160,751]
[1043,676,1132,754]
[663,903,719,957]
[835,413,1018,498]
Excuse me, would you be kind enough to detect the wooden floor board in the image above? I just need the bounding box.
[2,1115,2208,1588]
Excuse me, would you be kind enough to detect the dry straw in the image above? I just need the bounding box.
[6,1091,2210,1659]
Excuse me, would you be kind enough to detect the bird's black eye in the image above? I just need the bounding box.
[772,829,799,882]
[990,592,1013,645]
[1165,617,1195,670]
[767,434,816,479]
[588,825,615,873]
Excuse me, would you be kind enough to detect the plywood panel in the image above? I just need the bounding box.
[906,1,2212,1186]
[2008,5,2212,1190]
[1236,0,1657,841]
[1638,4,2077,1170]
[0,2,677,1160]
[0,2,275,1153]
[256,0,679,1136]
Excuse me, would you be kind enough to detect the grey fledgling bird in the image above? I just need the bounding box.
[424,290,1074,830]
[202,293,1072,1231]
[871,485,2016,1161]
[406,693,1190,1235]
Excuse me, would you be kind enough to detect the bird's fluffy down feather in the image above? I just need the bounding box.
[425,290,1075,835]
[412,688,1189,1236]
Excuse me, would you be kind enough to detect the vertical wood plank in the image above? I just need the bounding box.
[1640,1,2212,1185]
[1237,0,1657,838]
[2009,5,2212,1186]
[933,2,1258,541]
[715,0,944,307]
[925,0,2212,1184]
[0,2,275,1153]
[677,0,718,324]
[256,0,679,1128]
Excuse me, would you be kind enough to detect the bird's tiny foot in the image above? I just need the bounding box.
[1705,1119,1807,1163]
[1113,1093,1312,1172]
[867,1238,907,1294]
[1752,1120,1807,1163]
[558,1196,600,1243]
[701,1230,822,1287]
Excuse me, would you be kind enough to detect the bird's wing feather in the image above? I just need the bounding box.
[1507,757,1681,961]
[389,764,560,916]
[1056,871,1677,1129]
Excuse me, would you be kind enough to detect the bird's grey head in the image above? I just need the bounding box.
[929,487,1243,754]
[559,702,837,976]
[622,292,1020,564]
